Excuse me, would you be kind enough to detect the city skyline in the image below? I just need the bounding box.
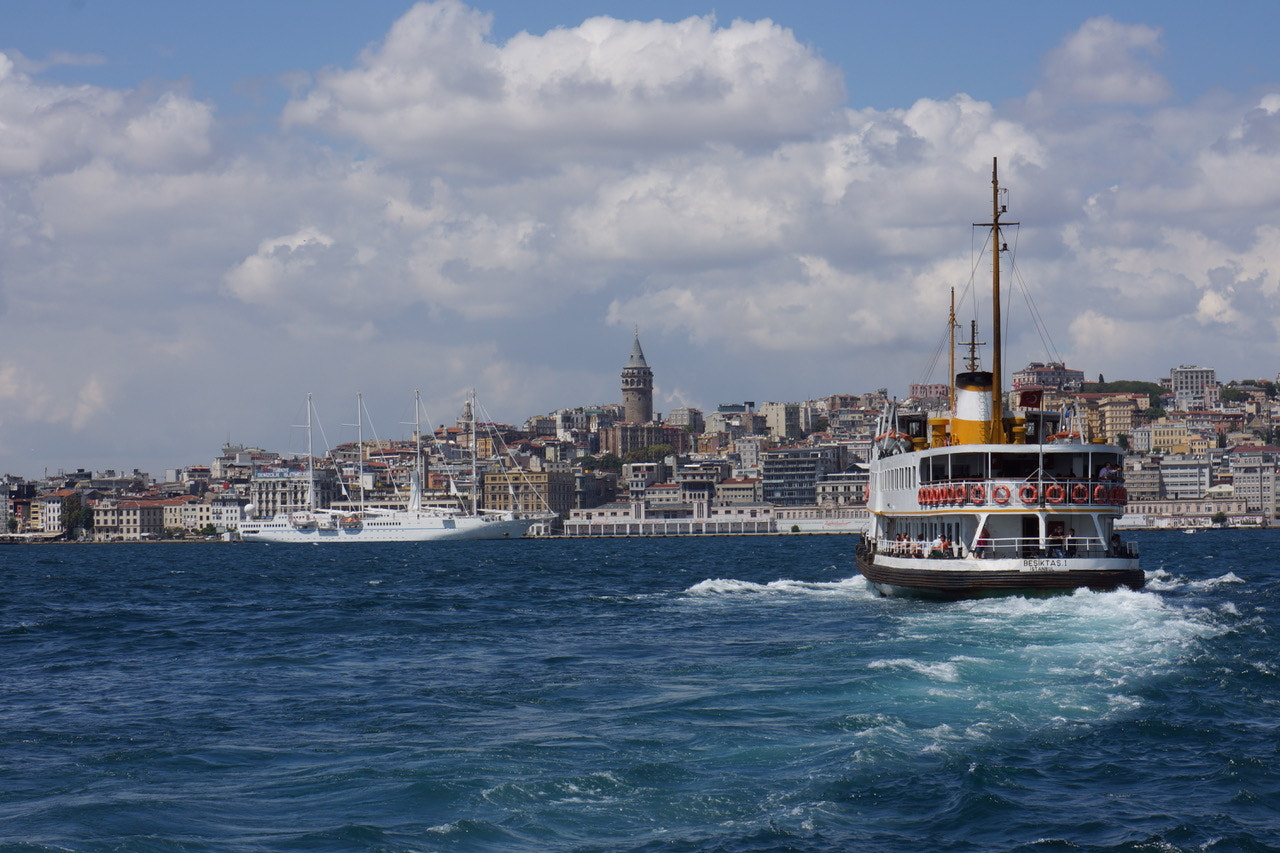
[3,1,1280,479]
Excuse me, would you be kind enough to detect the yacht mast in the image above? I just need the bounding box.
[305,393,315,511]
[410,390,424,512]
[469,390,478,514]
[356,392,364,514]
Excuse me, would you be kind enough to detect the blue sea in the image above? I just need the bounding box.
[2,530,1278,852]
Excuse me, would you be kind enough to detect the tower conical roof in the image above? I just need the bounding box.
[626,332,649,369]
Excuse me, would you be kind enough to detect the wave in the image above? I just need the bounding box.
[684,576,874,599]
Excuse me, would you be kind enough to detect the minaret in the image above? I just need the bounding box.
[621,329,654,424]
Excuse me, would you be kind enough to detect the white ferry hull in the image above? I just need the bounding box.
[856,547,1143,600]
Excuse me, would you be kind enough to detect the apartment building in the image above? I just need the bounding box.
[1012,362,1085,390]
[482,470,576,516]
[760,446,842,506]
[93,499,165,541]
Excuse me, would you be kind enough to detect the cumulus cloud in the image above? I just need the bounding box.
[1031,16,1171,109]
[0,52,214,176]
[283,0,844,168]
[0,361,107,431]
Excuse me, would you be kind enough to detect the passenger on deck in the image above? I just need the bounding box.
[1047,528,1065,557]
[973,526,989,559]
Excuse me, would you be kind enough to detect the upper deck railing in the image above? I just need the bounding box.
[912,477,1128,509]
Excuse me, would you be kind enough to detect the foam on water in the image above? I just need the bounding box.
[684,575,876,599]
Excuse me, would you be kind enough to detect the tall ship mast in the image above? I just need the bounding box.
[855,159,1143,598]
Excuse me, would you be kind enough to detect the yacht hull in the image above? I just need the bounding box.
[239,514,540,543]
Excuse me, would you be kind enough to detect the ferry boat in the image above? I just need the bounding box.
[854,160,1143,598]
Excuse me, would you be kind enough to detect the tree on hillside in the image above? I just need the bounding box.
[624,444,674,465]
[1080,380,1166,407]
[577,453,623,473]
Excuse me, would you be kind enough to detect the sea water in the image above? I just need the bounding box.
[1,530,1277,852]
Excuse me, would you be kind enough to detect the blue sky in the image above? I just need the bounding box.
[3,1,1280,477]
[12,2,1280,108]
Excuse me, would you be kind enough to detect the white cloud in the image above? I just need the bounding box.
[283,0,844,168]
[1031,16,1171,108]
[0,52,214,177]
[0,361,108,431]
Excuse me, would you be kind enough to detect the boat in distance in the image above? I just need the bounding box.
[854,159,1143,599]
[238,507,543,543]
[239,392,553,544]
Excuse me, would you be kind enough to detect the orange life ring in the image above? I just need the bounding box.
[970,483,986,504]
[954,484,967,505]
[1111,485,1127,505]
[1045,484,1065,504]
[992,484,1010,504]
[917,487,926,505]
[1019,484,1038,504]
[1093,484,1109,503]
[1071,483,1088,504]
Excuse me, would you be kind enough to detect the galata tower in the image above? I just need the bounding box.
[621,330,654,424]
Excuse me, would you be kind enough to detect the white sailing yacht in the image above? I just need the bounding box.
[239,392,552,543]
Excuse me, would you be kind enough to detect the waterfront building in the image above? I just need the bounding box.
[1226,446,1280,521]
[482,470,575,517]
[248,467,339,517]
[162,496,214,533]
[562,499,775,536]
[715,476,762,504]
[760,446,843,506]
[1123,496,1251,527]
[1123,456,1165,501]
[815,468,869,506]
[93,498,165,541]
[1157,455,1213,500]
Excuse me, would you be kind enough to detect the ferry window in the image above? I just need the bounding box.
[950,453,987,480]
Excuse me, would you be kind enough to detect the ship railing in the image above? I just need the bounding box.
[917,477,1127,508]
[873,535,1136,560]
